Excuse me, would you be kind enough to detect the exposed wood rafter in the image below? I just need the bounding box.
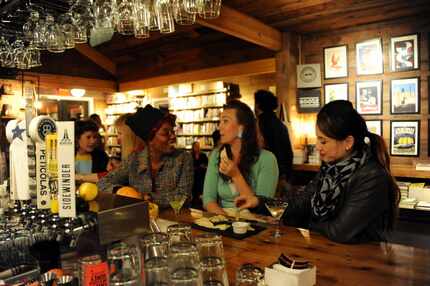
[119,58,276,91]
[75,44,117,77]
[197,5,282,51]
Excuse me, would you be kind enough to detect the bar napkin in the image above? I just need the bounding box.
[265,263,316,286]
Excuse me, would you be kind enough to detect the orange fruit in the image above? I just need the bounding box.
[48,268,64,278]
[116,186,142,199]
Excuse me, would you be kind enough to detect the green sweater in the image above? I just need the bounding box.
[203,148,279,208]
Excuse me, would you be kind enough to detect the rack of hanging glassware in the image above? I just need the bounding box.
[0,0,222,70]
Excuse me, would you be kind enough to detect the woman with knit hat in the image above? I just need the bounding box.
[97,105,193,208]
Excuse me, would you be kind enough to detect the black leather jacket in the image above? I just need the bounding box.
[282,156,392,244]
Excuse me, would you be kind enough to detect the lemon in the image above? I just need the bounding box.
[50,199,59,214]
[78,182,99,201]
[117,186,142,199]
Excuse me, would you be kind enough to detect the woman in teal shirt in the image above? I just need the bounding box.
[203,100,278,215]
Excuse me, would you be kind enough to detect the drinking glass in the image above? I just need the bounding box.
[194,233,224,259]
[167,223,192,244]
[72,14,88,43]
[172,0,196,25]
[133,0,150,39]
[34,17,48,50]
[148,2,159,31]
[183,0,200,14]
[46,14,65,53]
[264,198,288,240]
[23,10,40,42]
[169,193,187,217]
[78,255,103,285]
[58,13,76,49]
[144,257,169,286]
[154,0,175,34]
[107,243,141,283]
[199,0,222,19]
[139,232,169,261]
[168,242,202,286]
[94,0,115,29]
[117,0,135,35]
[235,264,264,286]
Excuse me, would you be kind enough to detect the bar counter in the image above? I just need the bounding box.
[160,209,430,285]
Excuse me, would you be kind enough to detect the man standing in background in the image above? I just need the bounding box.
[255,90,293,194]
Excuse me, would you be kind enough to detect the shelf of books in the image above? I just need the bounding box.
[168,81,235,151]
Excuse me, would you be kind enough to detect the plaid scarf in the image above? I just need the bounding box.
[311,148,368,221]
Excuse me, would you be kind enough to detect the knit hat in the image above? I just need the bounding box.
[125,105,165,141]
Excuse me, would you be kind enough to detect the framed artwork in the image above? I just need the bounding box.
[323,45,348,79]
[390,120,419,156]
[297,64,322,88]
[390,34,419,72]
[356,38,383,75]
[366,120,382,136]
[324,83,348,104]
[356,80,382,115]
[297,88,321,113]
[390,77,420,114]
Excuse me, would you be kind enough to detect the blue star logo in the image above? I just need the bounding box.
[12,125,26,141]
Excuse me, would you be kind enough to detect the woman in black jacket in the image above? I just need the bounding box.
[235,100,400,243]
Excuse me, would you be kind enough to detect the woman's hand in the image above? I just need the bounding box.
[234,194,260,210]
[219,157,240,179]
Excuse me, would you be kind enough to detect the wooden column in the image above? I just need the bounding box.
[275,32,300,123]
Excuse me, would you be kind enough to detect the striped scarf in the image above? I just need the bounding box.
[311,148,368,221]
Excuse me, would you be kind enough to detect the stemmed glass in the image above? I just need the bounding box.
[265,198,288,241]
[169,193,187,217]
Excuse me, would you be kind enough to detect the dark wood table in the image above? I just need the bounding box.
[161,209,430,286]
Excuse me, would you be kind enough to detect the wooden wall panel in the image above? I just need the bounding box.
[299,17,430,166]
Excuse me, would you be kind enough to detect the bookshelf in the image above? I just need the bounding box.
[168,81,236,151]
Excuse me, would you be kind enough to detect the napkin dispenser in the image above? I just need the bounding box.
[264,254,316,286]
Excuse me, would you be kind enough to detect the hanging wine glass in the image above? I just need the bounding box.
[199,0,222,19]
[0,37,11,67]
[133,0,150,39]
[58,13,76,49]
[94,0,115,29]
[117,0,134,35]
[183,0,200,14]
[12,39,28,69]
[34,16,48,50]
[172,0,196,25]
[72,14,88,43]
[154,0,175,34]
[46,14,65,53]
[148,2,159,31]
[23,10,40,42]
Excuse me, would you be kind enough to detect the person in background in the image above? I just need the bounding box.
[202,100,279,216]
[191,141,208,209]
[75,120,109,183]
[211,130,221,149]
[98,105,193,208]
[254,89,293,193]
[235,100,400,244]
[114,113,145,162]
[89,113,106,151]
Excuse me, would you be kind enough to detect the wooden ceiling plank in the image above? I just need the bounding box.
[75,43,117,76]
[197,5,282,51]
[119,58,275,91]
[293,2,430,33]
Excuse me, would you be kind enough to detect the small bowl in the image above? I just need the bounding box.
[232,221,250,234]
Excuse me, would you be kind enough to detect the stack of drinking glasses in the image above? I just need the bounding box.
[107,242,141,286]
[195,233,229,286]
[140,232,170,285]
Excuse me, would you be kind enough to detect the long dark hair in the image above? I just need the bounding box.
[317,100,400,230]
[220,100,260,183]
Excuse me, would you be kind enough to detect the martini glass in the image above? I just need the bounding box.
[265,198,288,241]
[169,193,187,217]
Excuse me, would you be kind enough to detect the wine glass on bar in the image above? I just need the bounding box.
[169,193,187,217]
[265,198,288,241]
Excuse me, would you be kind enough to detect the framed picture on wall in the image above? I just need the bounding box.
[366,120,382,136]
[324,83,348,104]
[356,38,383,75]
[297,88,321,113]
[390,77,420,114]
[390,34,419,72]
[323,45,348,79]
[390,120,419,156]
[356,80,382,115]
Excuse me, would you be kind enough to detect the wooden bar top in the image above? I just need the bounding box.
[161,209,430,285]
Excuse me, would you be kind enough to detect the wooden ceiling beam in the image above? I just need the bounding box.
[75,44,117,76]
[197,5,282,51]
[119,58,275,91]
